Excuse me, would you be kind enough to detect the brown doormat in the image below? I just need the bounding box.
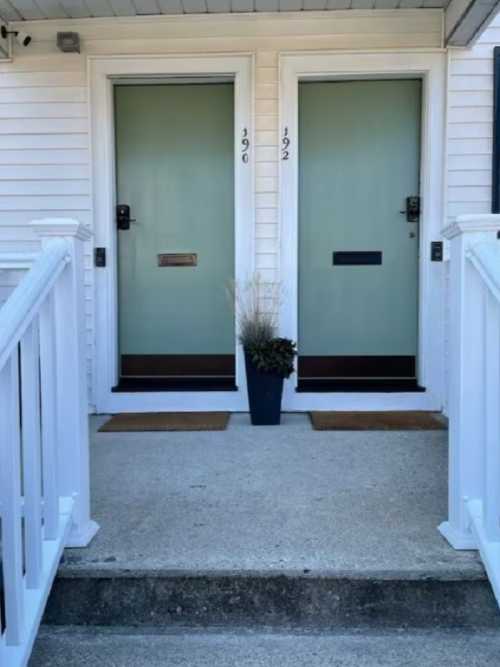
[309,411,447,431]
[99,412,230,432]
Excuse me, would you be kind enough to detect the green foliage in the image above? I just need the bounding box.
[245,337,297,379]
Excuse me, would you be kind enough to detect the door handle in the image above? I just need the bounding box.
[400,196,420,223]
[116,204,136,230]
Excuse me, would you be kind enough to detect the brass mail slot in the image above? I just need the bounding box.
[158,253,197,267]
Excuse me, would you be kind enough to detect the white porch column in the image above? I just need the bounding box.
[32,218,99,548]
[439,214,500,549]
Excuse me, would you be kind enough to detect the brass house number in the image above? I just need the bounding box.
[158,253,197,267]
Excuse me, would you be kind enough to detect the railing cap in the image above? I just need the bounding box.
[443,214,500,240]
[0,238,70,372]
[31,218,92,241]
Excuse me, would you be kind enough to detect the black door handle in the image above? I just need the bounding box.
[400,196,420,223]
[116,204,136,230]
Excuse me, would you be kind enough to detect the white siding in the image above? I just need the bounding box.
[441,22,500,413]
[0,10,443,407]
[0,267,24,306]
[446,14,500,219]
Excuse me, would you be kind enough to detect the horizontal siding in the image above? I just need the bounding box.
[0,267,26,306]
[0,9,442,406]
[443,20,499,412]
[0,26,93,392]
[446,15,500,220]
[0,102,87,118]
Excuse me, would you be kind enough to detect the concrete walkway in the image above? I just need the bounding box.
[63,413,482,577]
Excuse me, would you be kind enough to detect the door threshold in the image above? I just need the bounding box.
[113,377,238,392]
[296,379,425,393]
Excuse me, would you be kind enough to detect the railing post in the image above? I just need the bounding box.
[32,218,99,548]
[0,352,24,645]
[484,289,500,542]
[439,214,500,549]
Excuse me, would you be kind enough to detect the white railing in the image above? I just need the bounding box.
[0,219,98,667]
[439,214,500,606]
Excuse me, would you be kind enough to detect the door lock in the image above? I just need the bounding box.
[400,196,420,223]
[116,204,136,230]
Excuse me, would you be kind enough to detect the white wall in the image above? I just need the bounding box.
[446,13,500,220]
[0,268,24,306]
[0,9,447,407]
[441,15,499,412]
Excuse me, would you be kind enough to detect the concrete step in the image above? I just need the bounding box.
[30,626,500,666]
[42,569,500,630]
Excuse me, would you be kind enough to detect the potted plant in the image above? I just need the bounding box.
[243,337,296,425]
[232,277,297,425]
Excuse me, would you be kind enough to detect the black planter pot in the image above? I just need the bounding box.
[244,350,284,425]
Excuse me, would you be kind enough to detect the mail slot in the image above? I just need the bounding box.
[158,253,197,267]
[333,251,382,266]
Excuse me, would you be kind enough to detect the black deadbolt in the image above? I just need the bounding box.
[401,196,421,223]
[116,204,134,230]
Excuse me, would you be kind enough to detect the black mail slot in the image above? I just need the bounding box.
[333,251,382,266]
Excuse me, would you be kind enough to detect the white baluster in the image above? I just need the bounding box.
[39,292,59,541]
[20,321,43,590]
[483,289,500,541]
[0,353,24,646]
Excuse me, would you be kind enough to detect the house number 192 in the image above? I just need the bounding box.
[282,127,290,160]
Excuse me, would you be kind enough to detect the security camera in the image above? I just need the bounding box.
[16,31,31,47]
[0,25,31,47]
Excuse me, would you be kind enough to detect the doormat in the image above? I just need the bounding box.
[99,412,230,432]
[309,411,447,431]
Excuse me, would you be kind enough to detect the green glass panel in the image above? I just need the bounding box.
[298,80,421,357]
[115,83,235,356]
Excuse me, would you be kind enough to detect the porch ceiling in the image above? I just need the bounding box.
[0,0,497,46]
[0,0,449,21]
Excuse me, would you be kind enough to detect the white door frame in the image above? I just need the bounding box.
[279,50,446,411]
[89,54,255,413]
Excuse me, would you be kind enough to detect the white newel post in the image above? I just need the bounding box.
[32,218,99,547]
[439,214,500,549]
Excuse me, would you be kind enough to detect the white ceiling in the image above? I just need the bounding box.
[0,0,449,22]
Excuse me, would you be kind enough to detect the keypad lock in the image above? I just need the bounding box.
[401,196,421,223]
[116,204,135,230]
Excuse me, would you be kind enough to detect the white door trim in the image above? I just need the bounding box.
[89,54,255,413]
[279,50,446,411]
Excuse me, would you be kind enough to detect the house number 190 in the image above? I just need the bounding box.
[241,128,250,163]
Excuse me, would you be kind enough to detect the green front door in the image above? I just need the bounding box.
[114,83,235,390]
[298,80,421,390]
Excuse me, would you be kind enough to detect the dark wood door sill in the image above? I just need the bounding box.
[113,377,238,392]
[296,379,425,393]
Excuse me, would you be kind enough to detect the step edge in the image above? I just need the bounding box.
[55,566,488,582]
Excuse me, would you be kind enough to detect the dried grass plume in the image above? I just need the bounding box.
[227,274,280,349]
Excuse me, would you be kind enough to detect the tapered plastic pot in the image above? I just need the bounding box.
[244,350,284,425]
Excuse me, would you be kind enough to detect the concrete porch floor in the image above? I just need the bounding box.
[63,413,482,577]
